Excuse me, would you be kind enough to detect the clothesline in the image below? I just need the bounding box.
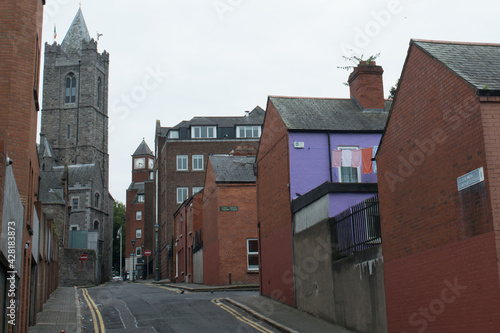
[332,147,378,174]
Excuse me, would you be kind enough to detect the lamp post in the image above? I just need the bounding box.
[117,227,122,280]
[154,224,159,281]
[131,239,136,282]
[141,243,144,279]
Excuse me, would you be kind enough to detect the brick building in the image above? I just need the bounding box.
[155,107,264,280]
[125,140,155,280]
[173,191,203,283]
[256,62,390,307]
[0,0,59,331]
[39,8,113,283]
[377,40,500,332]
[203,154,259,286]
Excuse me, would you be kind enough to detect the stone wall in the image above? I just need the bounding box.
[58,248,97,286]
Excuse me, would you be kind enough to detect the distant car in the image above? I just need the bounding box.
[113,275,122,281]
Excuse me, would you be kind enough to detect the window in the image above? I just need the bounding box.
[65,73,77,103]
[193,187,204,195]
[136,247,142,256]
[136,211,142,220]
[97,77,102,108]
[136,229,142,238]
[177,187,188,204]
[149,171,154,180]
[191,126,216,139]
[192,155,204,170]
[94,193,100,207]
[70,225,79,231]
[177,155,188,171]
[72,198,79,210]
[236,126,261,138]
[338,146,361,183]
[94,221,99,230]
[137,194,145,203]
[168,130,179,139]
[67,124,71,139]
[247,239,259,271]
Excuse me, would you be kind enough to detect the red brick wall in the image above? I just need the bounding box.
[203,160,259,285]
[0,0,44,330]
[125,189,144,261]
[479,99,500,279]
[377,42,499,332]
[385,232,500,332]
[203,161,220,285]
[217,184,258,285]
[257,100,295,306]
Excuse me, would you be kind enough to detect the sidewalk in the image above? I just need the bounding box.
[226,294,356,333]
[28,287,81,333]
[157,282,355,333]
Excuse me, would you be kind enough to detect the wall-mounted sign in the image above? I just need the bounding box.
[457,167,484,191]
[220,206,238,212]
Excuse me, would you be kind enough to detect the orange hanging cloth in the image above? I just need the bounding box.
[362,147,373,174]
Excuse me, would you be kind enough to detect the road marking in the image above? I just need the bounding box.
[82,288,106,332]
[211,298,274,333]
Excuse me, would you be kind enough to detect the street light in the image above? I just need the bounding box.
[117,227,122,280]
[155,224,159,281]
[141,243,144,279]
[132,239,136,282]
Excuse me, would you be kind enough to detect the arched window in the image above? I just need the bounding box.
[94,221,99,230]
[94,193,100,208]
[97,77,102,108]
[65,73,77,103]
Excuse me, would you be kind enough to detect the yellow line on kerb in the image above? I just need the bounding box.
[211,298,274,333]
[82,288,106,332]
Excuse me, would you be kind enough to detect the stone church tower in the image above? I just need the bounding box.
[39,8,113,283]
[41,8,110,188]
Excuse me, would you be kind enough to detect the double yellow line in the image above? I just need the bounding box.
[81,288,106,332]
[211,298,273,333]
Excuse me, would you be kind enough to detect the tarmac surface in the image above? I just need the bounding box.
[29,281,355,333]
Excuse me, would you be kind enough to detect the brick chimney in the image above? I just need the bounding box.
[348,61,385,110]
[232,146,257,156]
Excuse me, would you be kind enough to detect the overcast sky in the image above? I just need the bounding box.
[39,0,499,203]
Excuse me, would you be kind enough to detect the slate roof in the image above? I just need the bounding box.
[414,40,500,91]
[39,170,66,204]
[53,164,97,187]
[133,139,154,156]
[61,8,91,54]
[170,106,265,130]
[269,97,390,132]
[210,155,256,183]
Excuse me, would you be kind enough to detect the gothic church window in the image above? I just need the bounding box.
[67,124,70,139]
[97,77,102,108]
[94,221,99,230]
[65,73,77,103]
[94,193,100,208]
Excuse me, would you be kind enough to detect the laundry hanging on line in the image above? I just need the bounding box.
[332,147,376,174]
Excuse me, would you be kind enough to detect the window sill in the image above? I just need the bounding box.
[247,270,259,274]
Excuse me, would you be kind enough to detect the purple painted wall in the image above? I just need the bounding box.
[328,192,377,217]
[288,132,382,201]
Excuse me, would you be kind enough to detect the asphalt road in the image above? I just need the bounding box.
[79,281,279,333]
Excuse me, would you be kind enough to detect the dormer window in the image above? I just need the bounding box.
[65,73,77,104]
[191,126,216,139]
[168,130,179,139]
[236,126,261,138]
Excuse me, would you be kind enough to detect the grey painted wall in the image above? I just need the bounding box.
[1,167,24,276]
[293,219,387,333]
[193,250,203,284]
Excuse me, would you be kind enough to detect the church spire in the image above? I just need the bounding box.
[61,8,91,54]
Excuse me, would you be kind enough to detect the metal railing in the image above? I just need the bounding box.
[331,195,381,256]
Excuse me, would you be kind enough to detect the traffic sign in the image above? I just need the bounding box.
[80,254,88,261]
[144,249,151,257]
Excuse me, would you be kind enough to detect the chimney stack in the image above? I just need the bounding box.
[348,61,385,111]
